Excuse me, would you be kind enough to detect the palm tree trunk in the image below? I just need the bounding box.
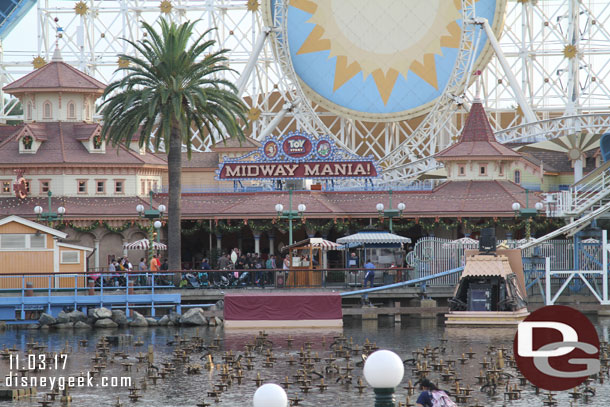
[167,125,182,284]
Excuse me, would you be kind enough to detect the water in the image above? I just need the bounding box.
[1,316,609,406]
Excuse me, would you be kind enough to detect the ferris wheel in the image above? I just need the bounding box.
[2,0,610,183]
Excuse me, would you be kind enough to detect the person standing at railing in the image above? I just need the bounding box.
[364,260,375,288]
[138,257,148,286]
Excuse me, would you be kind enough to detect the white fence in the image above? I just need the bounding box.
[409,237,576,287]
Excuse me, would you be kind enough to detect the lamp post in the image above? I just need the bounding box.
[253,383,287,407]
[136,190,166,266]
[376,190,405,234]
[363,350,404,407]
[34,191,66,225]
[275,189,306,245]
[512,190,544,240]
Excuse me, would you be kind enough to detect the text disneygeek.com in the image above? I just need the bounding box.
[5,372,132,391]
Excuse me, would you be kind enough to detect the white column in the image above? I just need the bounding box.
[53,237,60,274]
[253,232,261,255]
[269,234,275,255]
[122,238,128,257]
[94,239,100,270]
[323,250,328,269]
[545,257,552,305]
[216,234,222,251]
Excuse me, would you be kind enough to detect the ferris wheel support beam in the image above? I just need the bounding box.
[471,17,537,124]
[258,102,294,140]
[235,26,273,97]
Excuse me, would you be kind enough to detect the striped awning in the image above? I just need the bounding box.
[336,231,411,245]
[283,238,341,251]
[123,238,167,251]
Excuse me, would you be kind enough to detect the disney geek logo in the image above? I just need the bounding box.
[513,305,600,391]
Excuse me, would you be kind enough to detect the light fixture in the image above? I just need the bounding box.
[153,220,162,230]
[376,203,384,212]
[57,206,66,215]
[34,206,43,215]
[136,204,144,214]
[363,350,404,406]
[252,383,287,407]
[297,203,306,213]
[158,204,167,213]
[397,202,406,212]
[511,202,521,211]
[274,203,284,213]
[535,202,544,211]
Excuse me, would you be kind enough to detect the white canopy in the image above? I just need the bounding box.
[283,238,341,251]
[336,231,411,245]
[123,238,167,250]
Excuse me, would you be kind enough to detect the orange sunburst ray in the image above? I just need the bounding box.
[291,0,317,14]
[297,25,331,55]
[371,69,400,105]
[333,56,361,91]
[409,54,439,90]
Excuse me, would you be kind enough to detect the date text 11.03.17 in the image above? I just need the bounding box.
[9,354,68,371]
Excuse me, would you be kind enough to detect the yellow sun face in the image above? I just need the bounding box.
[294,0,461,104]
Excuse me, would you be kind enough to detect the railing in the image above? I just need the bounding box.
[410,238,576,287]
[545,164,610,217]
[0,268,417,293]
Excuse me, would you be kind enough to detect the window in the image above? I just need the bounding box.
[61,250,80,264]
[141,180,145,195]
[30,234,46,249]
[0,234,26,249]
[25,181,30,193]
[77,180,87,194]
[96,180,105,193]
[153,180,158,192]
[480,166,486,175]
[40,180,50,194]
[26,102,32,120]
[0,234,46,250]
[115,180,123,194]
[1,181,10,193]
[514,170,521,184]
[499,163,504,176]
[458,165,465,176]
[43,101,52,119]
[67,101,76,119]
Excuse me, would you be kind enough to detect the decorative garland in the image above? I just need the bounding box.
[22,135,33,149]
[93,134,103,149]
[57,220,145,234]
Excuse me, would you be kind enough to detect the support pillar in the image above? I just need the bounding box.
[94,239,100,270]
[216,234,222,252]
[253,232,262,255]
[122,238,128,257]
[268,234,275,255]
[238,236,243,253]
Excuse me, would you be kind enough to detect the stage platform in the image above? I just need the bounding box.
[224,292,343,328]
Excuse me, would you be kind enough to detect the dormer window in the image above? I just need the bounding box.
[480,165,487,176]
[43,101,52,119]
[22,135,33,150]
[514,170,521,184]
[458,165,465,176]
[67,101,76,119]
[93,134,102,150]
[26,102,32,121]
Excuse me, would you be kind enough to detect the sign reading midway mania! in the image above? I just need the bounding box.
[216,132,380,181]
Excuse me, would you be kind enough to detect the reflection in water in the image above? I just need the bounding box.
[0,317,608,407]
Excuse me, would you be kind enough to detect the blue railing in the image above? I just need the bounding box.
[0,271,181,321]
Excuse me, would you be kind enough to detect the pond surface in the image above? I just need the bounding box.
[1,316,609,406]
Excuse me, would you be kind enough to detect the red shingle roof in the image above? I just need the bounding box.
[436,102,521,160]
[0,122,166,166]
[0,181,539,220]
[3,61,106,94]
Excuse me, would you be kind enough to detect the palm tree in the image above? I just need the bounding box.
[100,20,248,275]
